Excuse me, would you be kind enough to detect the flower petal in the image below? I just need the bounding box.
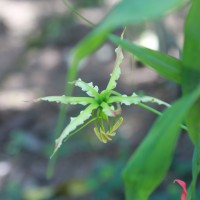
[38,95,95,105]
[108,93,170,107]
[106,31,124,91]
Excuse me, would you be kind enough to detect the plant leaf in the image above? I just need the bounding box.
[51,103,99,158]
[108,93,170,107]
[69,0,185,88]
[123,85,200,200]
[109,35,182,83]
[182,0,200,146]
[38,96,95,106]
[183,0,200,71]
[71,0,185,68]
[181,3,200,197]
[102,0,185,31]
[74,78,99,98]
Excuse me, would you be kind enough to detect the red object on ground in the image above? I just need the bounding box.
[174,179,187,200]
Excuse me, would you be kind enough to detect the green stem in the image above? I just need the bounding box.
[63,0,94,27]
[46,44,79,178]
[138,102,161,116]
[187,143,200,200]
[64,117,99,142]
[138,103,188,132]
[46,104,69,178]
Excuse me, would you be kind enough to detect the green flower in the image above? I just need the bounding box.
[37,43,169,158]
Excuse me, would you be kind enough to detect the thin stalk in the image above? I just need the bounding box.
[64,117,99,142]
[138,102,161,116]
[104,114,111,132]
[47,1,83,177]
[138,103,188,132]
[63,0,94,27]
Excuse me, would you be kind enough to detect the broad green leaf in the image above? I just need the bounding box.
[70,0,185,80]
[108,93,170,107]
[183,0,200,71]
[74,78,99,98]
[73,0,184,60]
[106,32,124,91]
[109,35,182,83]
[186,144,200,200]
[182,0,200,146]
[183,6,200,195]
[123,85,200,200]
[38,96,95,105]
[102,0,185,30]
[51,103,98,158]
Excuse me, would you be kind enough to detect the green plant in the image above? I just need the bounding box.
[37,35,169,158]
[38,0,200,199]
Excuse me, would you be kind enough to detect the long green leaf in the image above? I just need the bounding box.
[182,2,200,197]
[110,35,182,83]
[183,0,200,71]
[71,0,185,75]
[123,85,200,200]
[104,0,184,28]
[182,0,200,146]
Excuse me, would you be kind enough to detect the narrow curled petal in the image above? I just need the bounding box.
[38,95,95,105]
[108,93,170,107]
[106,31,124,91]
[51,103,98,158]
[174,179,187,200]
[74,78,99,98]
[107,93,140,105]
